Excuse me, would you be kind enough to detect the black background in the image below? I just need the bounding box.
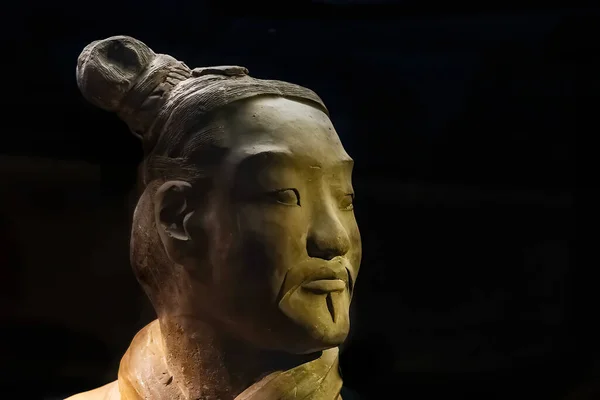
[0,1,588,399]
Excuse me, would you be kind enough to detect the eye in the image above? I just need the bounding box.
[340,194,354,211]
[267,188,301,206]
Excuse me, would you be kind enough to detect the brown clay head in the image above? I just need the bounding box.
[76,36,362,354]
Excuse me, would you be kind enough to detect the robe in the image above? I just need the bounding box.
[66,320,346,400]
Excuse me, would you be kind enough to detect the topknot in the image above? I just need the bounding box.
[76,35,192,137]
[76,35,156,112]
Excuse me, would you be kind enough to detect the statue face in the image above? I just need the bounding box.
[181,97,361,353]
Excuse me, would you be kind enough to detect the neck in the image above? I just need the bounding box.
[158,315,321,400]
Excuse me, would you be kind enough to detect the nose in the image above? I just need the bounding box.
[306,207,351,261]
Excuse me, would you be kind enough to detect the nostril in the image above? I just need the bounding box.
[306,240,336,260]
[306,221,350,260]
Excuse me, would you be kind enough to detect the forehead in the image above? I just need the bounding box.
[223,97,351,165]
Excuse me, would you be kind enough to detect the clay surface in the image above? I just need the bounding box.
[68,36,361,400]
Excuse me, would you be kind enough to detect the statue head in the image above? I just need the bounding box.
[76,36,361,355]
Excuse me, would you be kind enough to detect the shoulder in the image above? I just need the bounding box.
[64,380,120,400]
[66,321,161,400]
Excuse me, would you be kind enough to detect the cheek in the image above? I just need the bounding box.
[345,217,362,276]
[234,205,307,292]
[236,203,306,247]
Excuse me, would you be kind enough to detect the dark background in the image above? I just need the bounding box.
[0,1,588,399]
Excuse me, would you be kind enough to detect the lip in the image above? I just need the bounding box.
[302,279,346,293]
[299,261,350,294]
[277,257,354,303]
[304,262,348,281]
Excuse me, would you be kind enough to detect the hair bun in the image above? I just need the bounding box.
[76,36,156,112]
[77,36,193,139]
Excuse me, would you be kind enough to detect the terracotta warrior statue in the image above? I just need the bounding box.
[68,36,361,400]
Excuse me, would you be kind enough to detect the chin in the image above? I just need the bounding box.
[277,285,352,352]
[284,329,349,355]
[248,309,350,355]
[277,310,351,354]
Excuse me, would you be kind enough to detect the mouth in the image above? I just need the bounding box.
[301,279,346,294]
[278,259,354,330]
[299,262,350,293]
[277,258,354,304]
[299,268,349,323]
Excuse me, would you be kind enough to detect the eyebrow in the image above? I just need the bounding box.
[238,148,354,169]
[234,149,292,169]
[241,148,293,160]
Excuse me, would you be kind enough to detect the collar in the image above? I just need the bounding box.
[117,320,343,400]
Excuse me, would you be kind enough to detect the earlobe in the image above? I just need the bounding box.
[154,181,194,243]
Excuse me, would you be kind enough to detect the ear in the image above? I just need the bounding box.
[154,181,195,260]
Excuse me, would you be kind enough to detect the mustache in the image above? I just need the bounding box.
[276,257,354,303]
